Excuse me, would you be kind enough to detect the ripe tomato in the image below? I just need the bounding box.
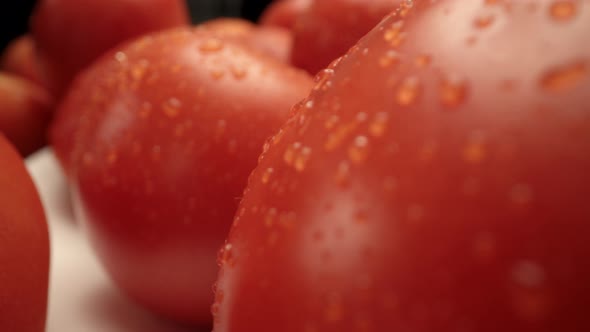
[199,18,293,63]
[0,35,46,88]
[213,1,590,331]
[291,0,401,74]
[260,0,312,30]
[51,27,313,324]
[0,134,50,332]
[30,0,189,96]
[0,72,53,156]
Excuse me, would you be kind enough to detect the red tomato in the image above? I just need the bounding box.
[51,27,313,324]
[260,0,312,30]
[291,0,401,74]
[213,1,590,331]
[199,18,293,63]
[0,35,46,88]
[0,72,54,156]
[0,134,50,332]
[30,0,189,96]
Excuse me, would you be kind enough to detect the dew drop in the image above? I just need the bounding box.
[549,1,577,21]
[265,208,278,227]
[313,68,334,91]
[305,100,315,109]
[261,167,274,184]
[348,136,370,164]
[369,112,389,138]
[199,38,225,52]
[440,75,468,107]
[383,21,405,47]
[114,51,127,62]
[324,115,340,129]
[283,142,301,166]
[512,261,545,287]
[395,76,421,106]
[540,61,587,93]
[230,64,247,79]
[414,54,432,68]
[510,183,533,205]
[378,50,400,68]
[294,146,312,172]
[335,161,351,187]
[474,14,495,29]
[218,243,235,267]
[162,97,182,117]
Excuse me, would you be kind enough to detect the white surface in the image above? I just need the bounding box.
[26,148,199,332]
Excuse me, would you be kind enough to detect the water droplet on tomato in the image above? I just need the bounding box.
[540,61,587,93]
[383,21,405,47]
[463,131,487,163]
[378,50,399,68]
[294,146,312,172]
[261,167,274,184]
[283,142,301,166]
[354,210,369,224]
[335,161,351,188]
[114,51,127,62]
[395,76,421,106]
[549,1,577,21]
[230,65,247,80]
[305,100,314,109]
[474,14,495,29]
[369,112,389,138]
[265,208,278,227]
[440,75,468,107]
[414,54,432,68]
[512,261,545,287]
[162,97,182,117]
[199,38,225,52]
[509,183,533,204]
[348,135,370,164]
[218,243,235,267]
[324,115,340,129]
[313,68,334,91]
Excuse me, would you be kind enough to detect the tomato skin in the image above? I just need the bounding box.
[51,27,313,324]
[213,1,590,332]
[0,73,53,156]
[260,0,312,30]
[0,35,46,88]
[199,18,293,63]
[291,0,401,74]
[0,134,50,332]
[30,0,189,96]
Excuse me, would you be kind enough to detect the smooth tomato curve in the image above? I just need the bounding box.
[0,72,54,156]
[214,1,590,331]
[30,0,189,96]
[0,134,50,332]
[51,27,313,325]
[290,0,401,74]
[0,35,46,88]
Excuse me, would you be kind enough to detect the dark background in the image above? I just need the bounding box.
[0,0,273,52]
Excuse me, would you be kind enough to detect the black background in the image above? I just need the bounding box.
[0,0,273,52]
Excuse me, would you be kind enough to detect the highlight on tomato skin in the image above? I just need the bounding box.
[212,1,590,331]
[0,133,50,332]
[50,26,313,325]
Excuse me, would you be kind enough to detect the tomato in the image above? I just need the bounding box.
[0,72,53,156]
[290,0,401,74]
[0,133,50,332]
[0,35,46,88]
[50,27,313,324]
[260,0,312,30]
[199,18,293,63]
[30,0,189,96]
[213,1,590,331]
